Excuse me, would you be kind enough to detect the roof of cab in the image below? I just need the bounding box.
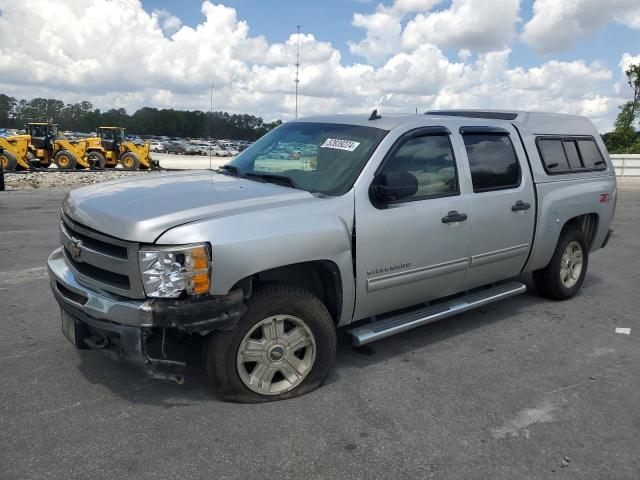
[295,114,417,130]
[296,109,596,135]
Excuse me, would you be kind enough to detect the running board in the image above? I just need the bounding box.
[347,281,527,346]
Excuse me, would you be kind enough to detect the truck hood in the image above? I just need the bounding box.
[63,171,316,243]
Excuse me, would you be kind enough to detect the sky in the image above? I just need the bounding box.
[0,0,639,132]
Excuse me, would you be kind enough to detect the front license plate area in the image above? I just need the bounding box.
[61,310,77,345]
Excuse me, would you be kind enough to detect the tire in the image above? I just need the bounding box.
[87,151,106,170]
[533,226,589,300]
[54,150,77,170]
[205,284,337,403]
[120,152,140,170]
[0,150,18,171]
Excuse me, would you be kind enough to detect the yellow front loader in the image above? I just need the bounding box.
[0,135,30,171]
[26,123,92,169]
[85,127,158,170]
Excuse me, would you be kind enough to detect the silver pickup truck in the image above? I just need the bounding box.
[48,110,616,402]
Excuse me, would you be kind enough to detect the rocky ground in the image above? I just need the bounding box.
[2,152,228,190]
[3,170,161,189]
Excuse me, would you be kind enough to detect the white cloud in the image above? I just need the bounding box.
[402,0,520,51]
[348,0,441,65]
[153,8,182,33]
[349,0,519,63]
[620,53,640,73]
[522,0,640,54]
[0,0,624,131]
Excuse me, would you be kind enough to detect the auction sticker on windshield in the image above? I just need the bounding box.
[320,138,360,152]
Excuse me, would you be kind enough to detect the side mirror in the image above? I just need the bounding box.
[370,171,418,206]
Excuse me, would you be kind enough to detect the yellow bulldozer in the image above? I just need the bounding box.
[0,135,30,171]
[25,123,93,170]
[84,127,158,170]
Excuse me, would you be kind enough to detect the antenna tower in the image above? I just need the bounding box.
[295,25,301,119]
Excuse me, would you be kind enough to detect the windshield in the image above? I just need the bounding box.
[101,129,113,140]
[227,122,387,196]
[30,125,48,137]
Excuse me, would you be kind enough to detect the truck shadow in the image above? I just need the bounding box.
[75,274,602,404]
[329,272,604,383]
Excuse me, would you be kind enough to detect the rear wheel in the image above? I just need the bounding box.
[205,284,336,403]
[533,227,589,300]
[54,150,77,170]
[0,150,18,171]
[120,152,140,170]
[87,151,106,170]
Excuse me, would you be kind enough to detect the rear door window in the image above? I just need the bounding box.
[462,134,521,192]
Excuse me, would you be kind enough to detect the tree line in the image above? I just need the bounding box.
[602,63,640,154]
[0,94,282,140]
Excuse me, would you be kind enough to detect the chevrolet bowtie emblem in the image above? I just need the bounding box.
[68,238,83,262]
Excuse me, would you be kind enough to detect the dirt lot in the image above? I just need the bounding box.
[0,179,639,479]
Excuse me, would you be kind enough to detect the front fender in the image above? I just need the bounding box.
[156,192,356,325]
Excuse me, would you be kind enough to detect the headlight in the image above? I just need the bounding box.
[139,244,211,298]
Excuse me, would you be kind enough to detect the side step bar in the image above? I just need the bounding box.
[347,281,527,346]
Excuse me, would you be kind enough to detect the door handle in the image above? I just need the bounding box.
[511,201,531,212]
[442,211,468,223]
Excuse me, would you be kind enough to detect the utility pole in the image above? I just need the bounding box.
[295,25,301,119]
[209,81,213,170]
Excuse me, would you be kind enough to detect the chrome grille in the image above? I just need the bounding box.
[60,214,145,299]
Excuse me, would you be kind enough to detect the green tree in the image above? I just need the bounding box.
[0,94,16,127]
[605,63,640,153]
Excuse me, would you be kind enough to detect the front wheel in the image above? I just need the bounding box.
[533,227,589,300]
[54,150,77,170]
[120,152,140,170]
[205,284,336,402]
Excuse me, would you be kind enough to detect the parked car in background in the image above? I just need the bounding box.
[216,146,233,157]
[163,141,185,154]
[183,143,202,155]
[226,146,240,156]
[150,142,164,153]
[195,143,215,155]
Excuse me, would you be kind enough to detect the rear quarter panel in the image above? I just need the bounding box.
[524,175,616,272]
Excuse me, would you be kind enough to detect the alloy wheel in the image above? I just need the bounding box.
[236,315,316,396]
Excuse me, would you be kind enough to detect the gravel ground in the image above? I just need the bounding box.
[3,170,159,189]
[3,152,230,189]
[0,179,639,479]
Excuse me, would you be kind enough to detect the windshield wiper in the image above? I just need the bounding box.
[245,172,298,189]
[217,164,239,176]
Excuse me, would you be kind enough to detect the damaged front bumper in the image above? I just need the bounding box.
[47,247,247,382]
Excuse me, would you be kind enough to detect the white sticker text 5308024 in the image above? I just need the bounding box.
[320,138,361,152]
